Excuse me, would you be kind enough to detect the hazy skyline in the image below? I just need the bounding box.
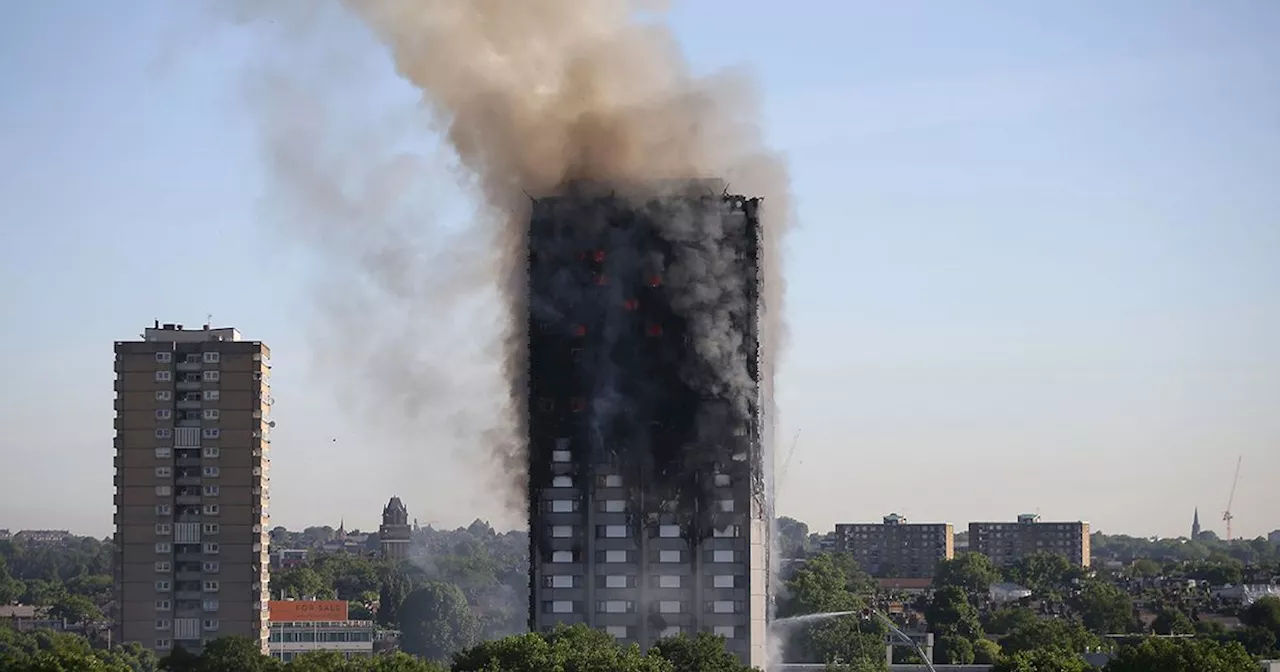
[1,1,1277,540]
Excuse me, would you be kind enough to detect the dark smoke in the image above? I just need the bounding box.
[219,0,790,520]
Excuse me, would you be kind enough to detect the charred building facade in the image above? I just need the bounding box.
[526,181,769,666]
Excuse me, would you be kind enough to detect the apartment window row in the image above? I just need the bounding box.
[546,523,742,540]
[541,600,744,615]
[154,352,221,364]
[154,542,219,554]
[544,497,736,515]
[543,573,744,590]
[547,549,744,564]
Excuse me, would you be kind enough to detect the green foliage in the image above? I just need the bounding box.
[776,517,812,559]
[1150,605,1194,635]
[924,586,982,640]
[649,632,754,672]
[274,567,334,600]
[1241,595,1280,637]
[992,646,1090,672]
[788,615,887,668]
[451,625,674,672]
[933,633,974,664]
[1129,558,1161,578]
[971,638,1001,664]
[1103,637,1256,672]
[1072,580,1136,634]
[398,582,480,662]
[999,616,1101,655]
[0,628,158,672]
[777,554,865,617]
[982,607,1039,636]
[1002,552,1083,598]
[933,552,1000,596]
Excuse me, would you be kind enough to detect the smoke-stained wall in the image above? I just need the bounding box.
[526,181,767,663]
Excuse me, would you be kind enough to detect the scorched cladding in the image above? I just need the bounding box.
[525,181,768,664]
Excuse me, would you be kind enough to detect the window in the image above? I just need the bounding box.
[550,550,573,564]
[154,467,171,478]
[155,543,171,553]
[202,581,219,592]
[202,428,219,439]
[597,600,633,614]
[203,542,220,554]
[155,390,172,401]
[154,428,172,439]
[604,550,628,563]
[202,409,219,420]
[604,575,630,589]
[544,575,576,589]
[155,370,171,382]
[658,524,681,538]
[714,626,736,639]
[600,525,627,538]
[712,550,736,563]
[202,370,219,382]
[154,561,171,572]
[155,504,171,515]
[551,450,571,463]
[544,601,574,614]
[155,409,172,420]
[603,500,625,513]
[155,639,171,650]
[203,619,219,631]
[658,550,681,563]
[605,626,629,639]
[202,561,220,573]
[657,575,681,589]
[549,499,576,513]
[155,486,171,496]
[600,474,623,487]
[155,600,171,611]
[202,599,219,612]
[202,504,219,516]
[202,466,219,478]
[718,499,734,512]
[154,447,171,459]
[713,575,736,589]
[714,473,731,487]
[714,525,741,538]
[202,523,219,535]
[155,523,171,535]
[202,447,219,458]
[202,352,220,364]
[203,485,219,496]
[709,600,740,614]
[156,352,172,363]
[550,525,573,538]
[155,581,171,591]
[202,389,219,401]
[550,475,572,488]
[657,600,683,614]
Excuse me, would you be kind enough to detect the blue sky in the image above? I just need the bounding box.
[1,1,1277,540]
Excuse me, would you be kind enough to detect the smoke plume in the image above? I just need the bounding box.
[221,0,789,518]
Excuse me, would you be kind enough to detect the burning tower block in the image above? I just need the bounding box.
[526,180,770,667]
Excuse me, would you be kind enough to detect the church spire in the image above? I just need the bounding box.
[1191,507,1201,539]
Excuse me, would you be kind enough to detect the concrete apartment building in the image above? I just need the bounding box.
[114,322,272,654]
[830,514,954,578]
[525,184,770,667]
[969,514,1090,568]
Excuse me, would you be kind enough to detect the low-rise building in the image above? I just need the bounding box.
[830,514,954,578]
[13,530,71,544]
[267,600,375,663]
[969,514,1090,567]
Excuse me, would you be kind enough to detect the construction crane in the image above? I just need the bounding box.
[1223,455,1242,542]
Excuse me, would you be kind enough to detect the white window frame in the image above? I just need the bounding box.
[203,561,220,573]
[155,370,171,382]
[155,409,172,420]
[203,542,220,555]
[202,523,219,535]
[155,619,171,630]
[202,409,220,421]
[202,390,219,401]
[155,523,171,535]
[202,370,220,382]
[155,352,172,363]
[202,352,220,364]
[202,466,219,478]
[155,486,171,496]
[203,619,219,631]
[202,504,219,516]
[202,599,219,612]
[154,561,171,572]
[155,581,171,592]
[202,447,219,458]
[154,447,171,459]
[155,504,171,515]
[155,428,172,439]
[155,600,171,611]
[155,639,171,650]
[155,543,171,553]
[203,485,219,496]
[202,581,220,593]
[202,428,219,439]
[154,467,171,478]
[155,390,172,401]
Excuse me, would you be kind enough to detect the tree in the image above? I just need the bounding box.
[1130,558,1161,577]
[1151,605,1194,635]
[786,615,887,669]
[933,634,974,665]
[649,632,753,672]
[48,594,103,624]
[1241,595,1280,638]
[398,581,480,662]
[1104,637,1256,672]
[776,517,811,558]
[378,571,411,628]
[924,586,982,640]
[451,625,674,672]
[1000,617,1100,655]
[1003,552,1082,598]
[993,647,1090,672]
[274,567,333,600]
[972,638,1001,665]
[933,552,1000,597]
[983,607,1039,636]
[777,554,863,617]
[1073,580,1136,634]
[188,637,281,672]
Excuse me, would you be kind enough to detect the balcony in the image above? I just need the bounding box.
[176,571,201,582]
[176,495,201,506]
[177,399,201,410]
[176,360,202,372]
[176,380,201,392]
[176,476,202,487]
[175,590,202,601]
[176,458,201,468]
